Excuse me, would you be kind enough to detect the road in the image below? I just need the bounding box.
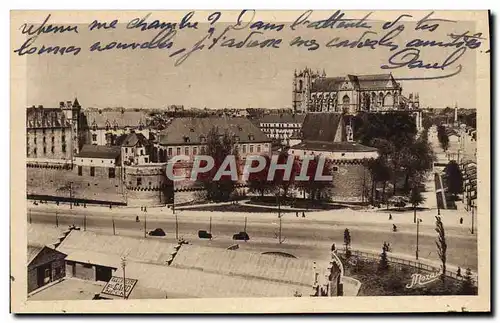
[28,208,478,270]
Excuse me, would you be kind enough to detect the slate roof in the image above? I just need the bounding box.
[27,224,67,248]
[75,145,121,160]
[83,110,148,129]
[26,107,71,129]
[311,74,400,92]
[114,132,150,147]
[291,141,379,153]
[159,117,270,146]
[301,113,345,142]
[259,114,306,124]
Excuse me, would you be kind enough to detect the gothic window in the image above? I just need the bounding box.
[384,93,394,107]
[379,92,384,106]
[105,121,111,131]
[51,146,54,153]
[371,92,377,106]
[342,95,350,105]
[299,80,303,91]
[62,144,66,153]
[92,134,97,142]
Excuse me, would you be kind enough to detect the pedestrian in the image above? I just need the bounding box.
[84,203,86,208]
[56,201,59,206]
[302,211,305,218]
[296,211,298,217]
[331,243,336,252]
[460,217,463,224]
[389,213,392,220]
[144,206,147,212]
[109,204,112,209]
[141,206,143,211]
[136,216,139,222]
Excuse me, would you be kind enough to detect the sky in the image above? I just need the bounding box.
[21,11,484,111]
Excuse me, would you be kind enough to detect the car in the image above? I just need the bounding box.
[232,231,250,241]
[148,228,166,236]
[198,230,213,239]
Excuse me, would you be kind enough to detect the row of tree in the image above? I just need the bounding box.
[437,125,450,152]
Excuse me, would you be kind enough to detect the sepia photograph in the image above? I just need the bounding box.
[10,9,490,313]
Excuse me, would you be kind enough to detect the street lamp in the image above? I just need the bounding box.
[120,257,127,300]
[415,218,423,260]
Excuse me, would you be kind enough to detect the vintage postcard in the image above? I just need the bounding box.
[10,10,490,313]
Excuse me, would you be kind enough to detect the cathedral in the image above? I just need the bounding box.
[292,68,420,114]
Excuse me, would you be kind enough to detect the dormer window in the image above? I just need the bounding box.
[248,134,255,141]
[190,128,195,132]
[200,136,206,143]
[105,120,111,131]
[234,135,240,142]
[183,136,190,143]
[237,126,243,131]
[113,121,118,131]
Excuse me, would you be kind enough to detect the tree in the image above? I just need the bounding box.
[400,138,435,193]
[409,185,425,223]
[271,151,300,199]
[459,268,476,295]
[196,126,239,202]
[343,228,351,257]
[435,216,447,279]
[378,244,389,272]
[294,156,334,204]
[247,155,274,197]
[367,157,392,205]
[437,125,449,152]
[445,160,463,199]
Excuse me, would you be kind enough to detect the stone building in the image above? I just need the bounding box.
[256,114,306,146]
[115,132,153,166]
[156,117,272,163]
[292,68,420,114]
[26,105,74,161]
[290,113,378,203]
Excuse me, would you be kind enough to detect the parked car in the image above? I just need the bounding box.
[148,228,166,236]
[198,230,212,239]
[232,231,250,241]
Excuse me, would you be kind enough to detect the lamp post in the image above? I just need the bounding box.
[471,201,475,235]
[120,257,127,300]
[69,182,73,210]
[416,218,422,260]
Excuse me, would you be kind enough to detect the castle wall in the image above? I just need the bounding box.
[124,164,169,206]
[330,160,372,203]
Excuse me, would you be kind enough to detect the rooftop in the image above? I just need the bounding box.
[26,106,71,129]
[75,145,121,160]
[311,74,400,92]
[27,224,67,248]
[258,114,306,124]
[28,278,106,301]
[301,113,345,142]
[114,132,150,147]
[83,109,148,129]
[159,117,270,146]
[291,141,379,153]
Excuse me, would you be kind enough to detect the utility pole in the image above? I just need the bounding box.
[29,209,32,224]
[112,217,116,235]
[416,218,422,260]
[144,214,147,238]
[56,211,59,227]
[83,213,86,231]
[175,212,179,240]
[244,216,247,232]
[209,216,212,235]
[278,215,284,244]
[120,257,127,300]
[69,182,73,210]
[471,201,475,234]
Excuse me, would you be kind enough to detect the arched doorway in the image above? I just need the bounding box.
[384,93,394,107]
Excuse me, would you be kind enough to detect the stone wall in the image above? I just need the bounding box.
[124,164,169,206]
[330,160,372,203]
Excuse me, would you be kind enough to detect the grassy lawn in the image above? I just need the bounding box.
[340,255,477,296]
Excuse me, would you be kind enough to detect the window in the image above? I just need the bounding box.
[62,135,65,142]
[145,157,148,163]
[33,148,37,155]
[90,167,95,177]
[332,166,339,172]
[200,136,206,143]
[27,147,30,156]
[62,144,66,153]
[137,177,142,186]
[185,147,189,155]
[193,147,198,155]
[51,146,54,153]
[92,134,97,142]
[183,136,190,143]
[257,145,261,153]
[34,137,37,144]
[109,168,115,178]
[168,147,172,156]
[78,166,82,176]
[43,137,46,144]
[242,145,247,153]
[200,146,206,154]
[249,145,254,153]
[51,136,54,143]
[125,147,128,153]
[176,147,181,155]
[42,129,46,135]
[43,147,46,154]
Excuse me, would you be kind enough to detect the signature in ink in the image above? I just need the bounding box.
[381,47,466,80]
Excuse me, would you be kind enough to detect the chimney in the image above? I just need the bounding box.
[60,102,65,108]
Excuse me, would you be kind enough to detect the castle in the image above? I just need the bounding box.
[292,68,420,114]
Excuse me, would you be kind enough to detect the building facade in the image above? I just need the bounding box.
[292,68,420,114]
[27,105,73,161]
[257,114,306,146]
[28,246,67,293]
